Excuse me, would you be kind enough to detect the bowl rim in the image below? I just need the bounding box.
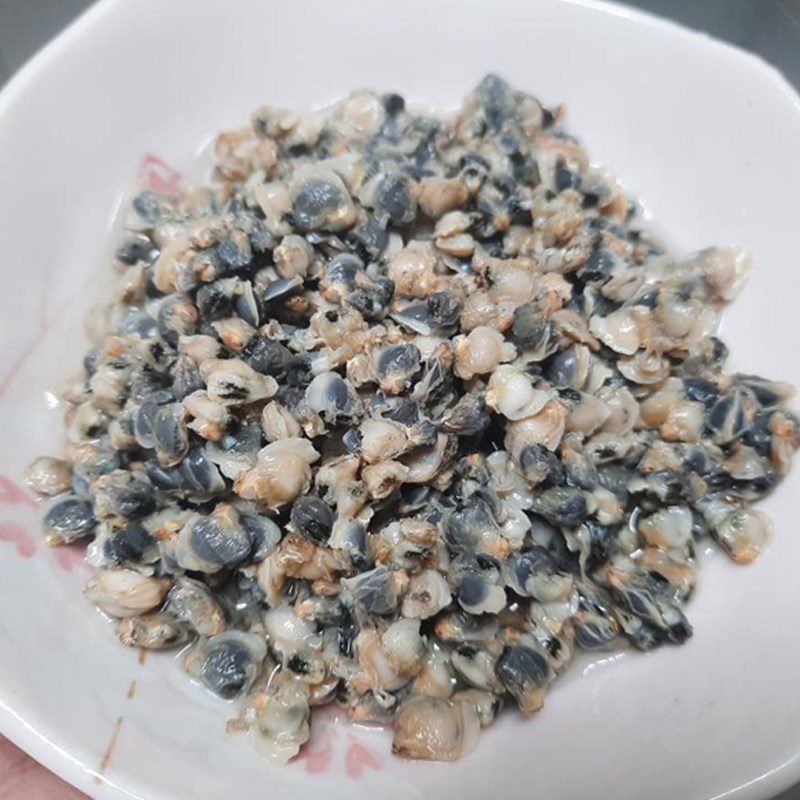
[1,2,799,799]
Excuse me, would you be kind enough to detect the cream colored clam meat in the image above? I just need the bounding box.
[28,76,798,763]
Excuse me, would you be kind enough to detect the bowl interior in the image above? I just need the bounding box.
[1,1,799,799]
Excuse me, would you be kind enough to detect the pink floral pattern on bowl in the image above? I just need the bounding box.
[0,478,38,559]
[136,154,182,194]
[293,709,383,779]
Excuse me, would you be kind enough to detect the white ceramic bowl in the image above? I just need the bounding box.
[1,1,799,798]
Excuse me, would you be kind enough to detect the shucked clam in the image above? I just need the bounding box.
[31,75,798,764]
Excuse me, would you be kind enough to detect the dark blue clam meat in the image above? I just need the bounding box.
[373,343,421,394]
[319,252,362,302]
[128,374,173,406]
[216,230,252,270]
[372,172,417,226]
[42,494,96,544]
[474,73,518,131]
[502,546,572,602]
[496,643,553,713]
[146,446,226,496]
[573,588,620,650]
[188,519,249,568]
[518,443,564,487]
[185,632,267,700]
[172,356,204,400]
[531,486,589,528]
[116,233,159,265]
[390,301,436,336]
[243,335,295,376]
[329,517,369,570]
[157,294,198,347]
[575,248,617,284]
[444,498,498,553]
[426,291,462,335]
[152,402,190,467]
[132,398,169,450]
[341,427,361,454]
[240,513,282,561]
[196,280,236,321]
[441,392,490,436]
[735,374,793,408]
[103,523,158,565]
[206,419,262,462]
[290,168,356,232]
[706,388,752,444]
[176,504,253,573]
[346,275,394,321]
[127,190,162,229]
[305,371,358,421]
[93,473,157,521]
[289,495,335,543]
[450,554,503,615]
[370,394,418,425]
[118,308,158,339]
[341,566,399,616]
[233,281,261,327]
[511,303,551,351]
[683,377,718,407]
[346,215,388,259]
[262,276,303,303]
[605,567,692,645]
[543,345,588,389]
[32,75,799,762]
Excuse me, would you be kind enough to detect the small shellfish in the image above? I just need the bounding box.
[25,456,72,496]
[589,308,641,355]
[505,399,567,456]
[304,371,359,420]
[387,241,439,299]
[176,504,252,573]
[42,494,96,544]
[289,495,335,543]
[637,506,693,550]
[453,326,516,380]
[101,523,158,566]
[486,365,553,420]
[290,166,357,232]
[373,343,422,394]
[495,643,553,714]
[236,672,311,763]
[618,351,670,385]
[274,234,314,280]
[712,508,773,564]
[261,401,302,442]
[392,695,480,761]
[234,438,319,508]
[84,569,171,618]
[201,359,278,406]
[341,566,400,616]
[166,577,227,636]
[402,570,452,619]
[184,631,267,699]
[116,613,191,650]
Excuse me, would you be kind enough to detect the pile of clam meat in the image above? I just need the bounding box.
[25,76,799,762]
